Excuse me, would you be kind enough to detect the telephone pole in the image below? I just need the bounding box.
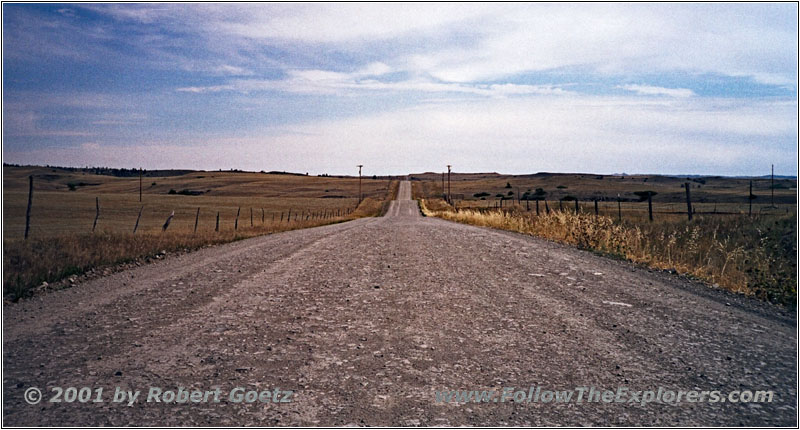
[771,164,775,207]
[357,164,363,205]
[447,165,451,204]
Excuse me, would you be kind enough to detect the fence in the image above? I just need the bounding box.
[14,176,360,239]
[449,181,794,222]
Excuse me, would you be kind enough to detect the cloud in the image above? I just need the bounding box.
[57,8,76,17]
[619,85,695,98]
[176,71,573,97]
[7,95,795,175]
[213,64,254,76]
[76,3,797,87]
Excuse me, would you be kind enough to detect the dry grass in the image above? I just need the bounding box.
[3,164,398,300]
[4,166,396,239]
[411,171,797,206]
[422,201,797,306]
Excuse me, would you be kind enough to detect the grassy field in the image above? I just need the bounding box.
[3,165,399,300]
[415,173,797,307]
[412,171,796,219]
[4,166,396,238]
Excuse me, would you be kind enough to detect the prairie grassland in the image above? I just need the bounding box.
[4,166,395,238]
[3,165,396,300]
[411,171,797,206]
[420,200,797,306]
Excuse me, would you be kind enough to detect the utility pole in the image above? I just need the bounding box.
[447,165,451,204]
[442,172,445,197]
[357,164,363,205]
[771,164,775,207]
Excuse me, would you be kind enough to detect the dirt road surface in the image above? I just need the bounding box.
[3,181,796,426]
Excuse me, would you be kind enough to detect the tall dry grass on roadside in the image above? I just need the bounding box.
[421,201,796,306]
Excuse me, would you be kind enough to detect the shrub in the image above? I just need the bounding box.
[633,191,657,201]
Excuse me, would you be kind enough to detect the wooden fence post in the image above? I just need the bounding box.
[133,205,143,233]
[535,199,540,215]
[162,210,174,231]
[648,193,653,222]
[92,197,100,232]
[685,183,693,221]
[250,207,253,227]
[287,208,292,223]
[558,199,563,211]
[594,200,598,216]
[235,207,240,230]
[194,207,200,233]
[545,200,550,214]
[749,181,754,217]
[574,199,579,214]
[262,208,265,224]
[215,212,220,232]
[24,175,33,240]
[617,198,622,221]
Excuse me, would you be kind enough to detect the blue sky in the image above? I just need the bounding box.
[3,3,797,175]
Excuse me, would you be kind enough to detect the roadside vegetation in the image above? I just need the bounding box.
[420,199,796,306]
[3,165,398,301]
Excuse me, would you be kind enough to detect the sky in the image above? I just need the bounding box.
[2,3,798,176]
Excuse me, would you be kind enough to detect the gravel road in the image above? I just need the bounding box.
[3,181,796,426]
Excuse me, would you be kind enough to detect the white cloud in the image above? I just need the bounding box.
[8,96,795,175]
[83,3,797,86]
[176,72,573,97]
[619,85,695,98]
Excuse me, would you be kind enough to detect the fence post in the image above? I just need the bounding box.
[558,199,563,211]
[250,207,253,227]
[685,183,693,221]
[215,212,220,232]
[535,199,540,215]
[262,208,265,224]
[194,207,200,233]
[287,208,292,223]
[162,210,174,231]
[594,200,598,216]
[749,181,753,217]
[545,200,550,214]
[648,193,653,222]
[133,205,144,233]
[574,199,579,214]
[24,175,33,240]
[235,207,240,230]
[617,198,622,221]
[92,197,100,232]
